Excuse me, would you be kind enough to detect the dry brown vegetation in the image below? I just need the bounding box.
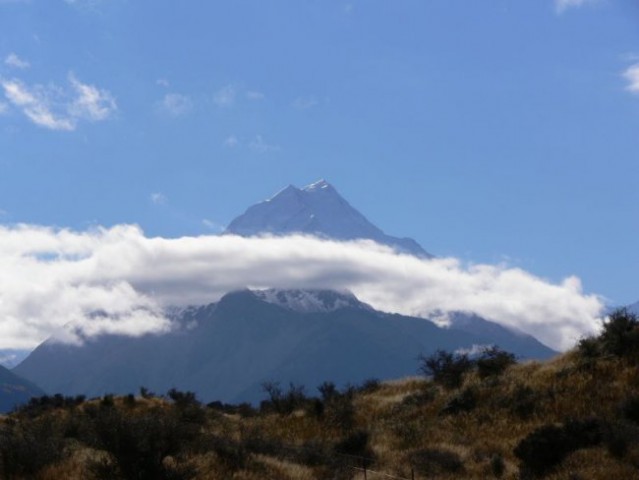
[2,309,639,479]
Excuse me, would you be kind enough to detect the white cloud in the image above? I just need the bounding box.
[223,135,239,148]
[0,224,604,350]
[157,93,193,116]
[4,53,30,70]
[292,95,319,110]
[249,134,280,153]
[150,193,168,205]
[213,84,236,107]
[555,0,597,13]
[0,101,8,115]
[246,90,265,101]
[1,79,75,130]
[0,74,116,131]
[156,78,170,88]
[68,73,117,121]
[623,64,639,94]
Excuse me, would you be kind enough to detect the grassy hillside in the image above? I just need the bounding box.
[1,309,638,479]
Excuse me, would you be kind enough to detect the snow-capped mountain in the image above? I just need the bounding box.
[628,301,639,315]
[13,181,558,405]
[14,289,555,403]
[225,179,431,257]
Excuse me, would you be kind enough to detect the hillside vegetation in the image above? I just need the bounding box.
[1,309,639,480]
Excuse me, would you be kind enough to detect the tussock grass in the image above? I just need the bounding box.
[3,312,639,479]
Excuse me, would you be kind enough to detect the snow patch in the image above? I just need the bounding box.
[252,288,371,313]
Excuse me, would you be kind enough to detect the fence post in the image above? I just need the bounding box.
[411,467,415,480]
[362,457,367,479]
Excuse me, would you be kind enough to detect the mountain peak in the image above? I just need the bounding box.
[225,180,432,257]
[302,179,333,192]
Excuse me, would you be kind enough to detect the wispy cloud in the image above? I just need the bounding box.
[623,64,639,94]
[249,134,280,153]
[4,53,30,70]
[0,225,603,350]
[1,73,116,131]
[0,101,8,115]
[555,0,597,13]
[1,78,75,130]
[68,73,116,121]
[157,93,193,117]
[245,90,265,101]
[292,95,319,110]
[223,135,239,148]
[213,84,236,107]
[156,78,170,88]
[150,193,168,205]
[202,219,224,232]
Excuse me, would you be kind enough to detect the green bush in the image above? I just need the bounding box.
[600,309,639,360]
[419,349,474,389]
[476,346,516,379]
[514,418,602,477]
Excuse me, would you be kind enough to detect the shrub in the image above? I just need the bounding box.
[600,308,639,360]
[260,382,308,415]
[508,385,538,420]
[324,395,356,433]
[476,346,516,379]
[0,415,66,478]
[419,349,474,389]
[318,381,338,402]
[441,387,478,415]
[409,448,464,476]
[490,453,505,477]
[333,430,375,468]
[100,394,114,408]
[514,418,602,477]
[167,389,199,408]
[620,396,639,424]
[577,335,600,362]
[84,405,198,480]
[358,378,381,393]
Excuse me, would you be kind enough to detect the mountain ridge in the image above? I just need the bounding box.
[14,288,555,403]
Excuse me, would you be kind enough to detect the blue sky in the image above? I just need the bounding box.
[1,0,638,306]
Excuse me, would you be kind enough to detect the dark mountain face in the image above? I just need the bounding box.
[14,290,555,404]
[225,180,431,257]
[0,365,44,413]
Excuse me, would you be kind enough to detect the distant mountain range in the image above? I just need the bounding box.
[15,289,555,403]
[0,364,44,412]
[9,179,564,406]
[225,179,431,257]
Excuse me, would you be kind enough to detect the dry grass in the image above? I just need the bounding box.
[2,346,639,479]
